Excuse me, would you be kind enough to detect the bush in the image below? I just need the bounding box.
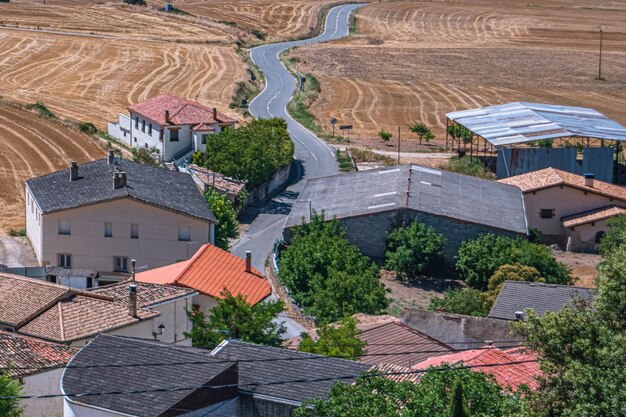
[250,29,266,40]
[385,221,445,280]
[78,122,98,135]
[131,146,160,167]
[123,0,145,5]
[205,190,238,250]
[445,155,493,179]
[378,129,392,142]
[408,122,434,144]
[25,101,55,119]
[191,151,205,166]
[298,316,365,360]
[598,213,626,256]
[8,228,25,237]
[429,288,491,317]
[456,234,571,290]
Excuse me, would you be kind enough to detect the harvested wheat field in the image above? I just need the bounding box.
[0,101,104,232]
[292,0,626,151]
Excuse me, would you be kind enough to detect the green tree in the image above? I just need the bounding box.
[385,221,446,280]
[0,371,22,417]
[131,146,161,167]
[482,263,543,307]
[185,289,286,347]
[447,124,473,150]
[204,190,238,250]
[445,155,493,179]
[429,288,490,317]
[279,212,389,324]
[448,378,471,417]
[409,122,434,145]
[205,118,294,187]
[191,151,205,166]
[379,129,392,142]
[456,234,571,290]
[298,316,365,360]
[597,212,626,256]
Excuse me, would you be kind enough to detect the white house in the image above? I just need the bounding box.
[25,154,216,282]
[107,94,237,162]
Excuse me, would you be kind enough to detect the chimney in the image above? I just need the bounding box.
[164,110,170,124]
[69,161,79,181]
[130,259,136,282]
[212,107,217,121]
[120,172,127,187]
[484,340,494,347]
[129,284,138,318]
[113,172,127,189]
[584,173,594,188]
[108,150,114,164]
[245,251,252,273]
[515,311,525,321]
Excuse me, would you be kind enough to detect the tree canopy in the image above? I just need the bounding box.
[385,221,445,280]
[408,122,434,144]
[429,288,491,317]
[298,316,366,361]
[184,289,285,347]
[279,212,389,324]
[0,371,22,417]
[204,118,294,187]
[204,190,238,250]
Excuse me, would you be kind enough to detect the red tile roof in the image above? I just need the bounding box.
[499,168,626,202]
[136,244,271,305]
[562,205,626,228]
[413,347,540,391]
[0,331,78,378]
[89,281,196,307]
[128,94,237,127]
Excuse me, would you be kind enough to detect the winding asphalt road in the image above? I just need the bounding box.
[230,4,363,337]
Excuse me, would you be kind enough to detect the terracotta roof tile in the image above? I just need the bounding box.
[0,331,78,378]
[128,94,237,127]
[370,363,422,384]
[562,205,626,228]
[136,244,271,305]
[413,347,540,391]
[499,168,626,202]
[89,281,196,307]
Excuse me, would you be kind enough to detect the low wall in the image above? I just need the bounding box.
[247,161,293,205]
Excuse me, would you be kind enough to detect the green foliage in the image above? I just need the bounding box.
[597,213,626,256]
[447,124,473,145]
[445,155,493,179]
[0,371,22,417]
[409,122,435,144]
[378,129,392,142]
[25,101,55,119]
[78,122,98,135]
[131,146,160,167]
[296,367,526,417]
[482,263,543,307]
[123,0,145,4]
[279,212,389,324]
[429,288,490,317]
[298,316,365,360]
[335,150,355,172]
[349,147,395,166]
[191,151,205,166]
[185,289,285,347]
[448,378,471,417]
[204,118,294,188]
[250,29,266,40]
[204,190,239,250]
[385,221,445,280]
[456,234,571,290]
[7,228,25,237]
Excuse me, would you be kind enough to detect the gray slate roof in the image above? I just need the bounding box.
[26,158,216,222]
[285,165,528,234]
[488,281,597,321]
[212,340,370,404]
[62,335,235,417]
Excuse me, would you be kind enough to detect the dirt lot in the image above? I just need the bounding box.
[0,100,104,232]
[292,0,626,151]
[553,250,602,288]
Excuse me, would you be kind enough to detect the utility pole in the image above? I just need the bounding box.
[397,126,401,165]
[597,24,607,80]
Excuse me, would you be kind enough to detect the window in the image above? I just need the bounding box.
[141,119,145,133]
[148,124,152,135]
[178,226,191,241]
[114,256,129,272]
[123,131,127,137]
[595,231,606,244]
[58,254,72,268]
[58,219,71,235]
[131,223,139,239]
[170,129,179,142]
[104,222,112,237]
[135,116,139,129]
[201,134,208,145]
[539,209,555,219]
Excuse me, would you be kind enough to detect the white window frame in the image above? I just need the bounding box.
[114,256,129,272]
[58,253,72,268]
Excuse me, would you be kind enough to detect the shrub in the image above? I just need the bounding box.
[191,151,205,166]
[250,29,266,40]
[131,146,160,167]
[25,101,55,119]
[123,0,145,5]
[385,221,445,280]
[205,190,238,250]
[298,316,365,360]
[598,213,626,256]
[78,122,97,135]
[378,129,392,142]
[483,263,544,307]
[408,122,434,144]
[445,155,493,179]
[429,288,491,317]
[8,228,26,237]
[456,234,571,290]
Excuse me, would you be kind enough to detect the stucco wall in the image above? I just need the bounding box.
[25,185,43,262]
[64,399,129,417]
[149,296,194,344]
[566,219,610,253]
[21,369,64,417]
[193,293,218,314]
[36,198,210,272]
[129,112,166,157]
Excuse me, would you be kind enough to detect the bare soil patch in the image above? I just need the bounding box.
[552,249,602,288]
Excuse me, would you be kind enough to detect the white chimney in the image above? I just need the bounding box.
[584,173,594,188]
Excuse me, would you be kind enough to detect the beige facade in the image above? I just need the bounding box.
[21,369,64,417]
[566,219,611,253]
[26,187,214,277]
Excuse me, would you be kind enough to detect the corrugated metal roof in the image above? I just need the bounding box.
[446,102,626,147]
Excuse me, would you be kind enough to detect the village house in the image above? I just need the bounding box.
[0,331,77,417]
[107,94,237,162]
[0,273,196,346]
[499,168,626,251]
[25,154,216,283]
[284,164,528,261]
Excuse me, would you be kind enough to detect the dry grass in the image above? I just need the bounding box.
[291,0,626,150]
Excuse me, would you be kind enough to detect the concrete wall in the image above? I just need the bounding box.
[239,395,296,417]
[64,399,129,417]
[25,185,43,262]
[523,185,626,245]
[149,296,194,344]
[35,198,211,273]
[21,369,64,417]
[566,219,609,253]
[248,162,293,205]
[193,293,218,315]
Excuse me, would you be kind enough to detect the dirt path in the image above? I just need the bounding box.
[0,236,37,267]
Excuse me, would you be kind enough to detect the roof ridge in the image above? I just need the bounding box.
[504,280,597,291]
[25,157,107,184]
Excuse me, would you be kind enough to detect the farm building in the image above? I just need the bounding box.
[107,94,237,163]
[283,165,528,261]
[445,102,626,183]
[500,168,626,251]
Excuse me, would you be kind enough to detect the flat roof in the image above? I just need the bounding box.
[285,165,528,234]
[446,102,626,147]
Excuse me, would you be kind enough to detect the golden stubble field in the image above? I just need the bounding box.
[291,0,626,150]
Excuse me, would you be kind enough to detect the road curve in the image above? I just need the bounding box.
[249,3,364,181]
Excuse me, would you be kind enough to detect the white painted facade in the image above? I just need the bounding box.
[64,399,132,417]
[21,368,64,417]
[25,187,214,278]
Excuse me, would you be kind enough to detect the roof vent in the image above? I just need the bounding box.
[584,173,594,188]
[129,284,138,318]
[515,311,525,321]
[70,161,79,181]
